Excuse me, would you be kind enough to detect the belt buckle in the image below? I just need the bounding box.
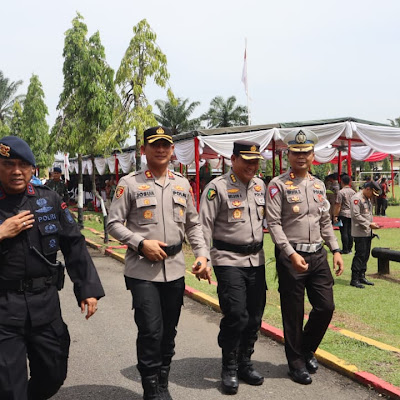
[18,279,32,292]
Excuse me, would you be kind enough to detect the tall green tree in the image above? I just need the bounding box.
[201,96,248,128]
[382,156,391,174]
[154,97,201,134]
[9,101,24,137]
[21,74,52,170]
[0,71,25,123]
[114,19,174,169]
[52,13,118,229]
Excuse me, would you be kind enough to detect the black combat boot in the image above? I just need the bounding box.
[237,347,264,386]
[221,350,239,395]
[359,273,374,286]
[141,374,161,400]
[350,272,364,289]
[158,366,172,400]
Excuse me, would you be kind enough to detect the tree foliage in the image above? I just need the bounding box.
[0,71,25,124]
[9,101,23,137]
[154,97,201,134]
[201,96,248,128]
[21,74,52,169]
[114,19,174,168]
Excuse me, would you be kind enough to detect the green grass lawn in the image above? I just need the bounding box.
[81,209,400,387]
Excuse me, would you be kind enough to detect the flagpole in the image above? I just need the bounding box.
[242,38,251,125]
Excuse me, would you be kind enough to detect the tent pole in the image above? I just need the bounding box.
[222,157,225,175]
[279,150,283,174]
[391,155,395,198]
[115,154,119,184]
[195,137,200,211]
[347,139,352,178]
[179,163,183,174]
[272,140,276,178]
[338,150,342,177]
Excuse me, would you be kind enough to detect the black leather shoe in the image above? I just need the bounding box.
[238,365,264,385]
[350,280,365,289]
[304,352,318,373]
[359,277,374,286]
[221,367,239,394]
[288,368,312,385]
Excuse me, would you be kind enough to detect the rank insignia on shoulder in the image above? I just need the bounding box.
[269,186,279,199]
[115,185,126,199]
[168,170,175,180]
[207,188,217,201]
[145,170,153,179]
[254,185,262,192]
[230,174,237,183]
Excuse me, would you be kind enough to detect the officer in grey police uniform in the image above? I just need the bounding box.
[349,181,381,288]
[266,129,344,385]
[200,141,267,395]
[107,126,210,400]
[0,136,105,400]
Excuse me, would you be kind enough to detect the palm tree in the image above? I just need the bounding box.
[154,97,201,134]
[388,117,400,127]
[0,71,25,123]
[201,96,248,128]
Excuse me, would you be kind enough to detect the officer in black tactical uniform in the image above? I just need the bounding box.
[0,136,105,400]
[45,166,69,203]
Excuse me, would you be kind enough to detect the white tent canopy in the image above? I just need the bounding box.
[61,118,400,176]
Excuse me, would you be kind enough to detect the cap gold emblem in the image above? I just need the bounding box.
[250,145,257,152]
[295,131,307,144]
[156,127,165,134]
[0,143,10,157]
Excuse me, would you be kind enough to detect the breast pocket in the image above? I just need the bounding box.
[173,195,187,223]
[37,221,61,255]
[136,197,158,225]
[227,200,246,222]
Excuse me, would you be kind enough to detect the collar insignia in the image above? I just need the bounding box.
[230,174,237,183]
[27,183,35,195]
[168,170,175,179]
[145,170,153,179]
[289,172,295,179]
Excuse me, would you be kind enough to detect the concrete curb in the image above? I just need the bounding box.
[86,239,400,399]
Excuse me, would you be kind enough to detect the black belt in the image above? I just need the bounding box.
[0,275,57,292]
[163,242,183,256]
[213,239,263,255]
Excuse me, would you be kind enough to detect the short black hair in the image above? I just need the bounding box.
[341,175,351,185]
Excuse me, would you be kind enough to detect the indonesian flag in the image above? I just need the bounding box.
[241,38,248,96]
[64,153,70,182]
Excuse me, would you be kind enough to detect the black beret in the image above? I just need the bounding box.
[144,126,173,144]
[233,140,262,160]
[0,136,36,166]
[53,167,62,173]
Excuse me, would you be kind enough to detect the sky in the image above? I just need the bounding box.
[3,0,400,144]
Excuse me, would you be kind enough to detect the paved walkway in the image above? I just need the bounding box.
[53,248,387,400]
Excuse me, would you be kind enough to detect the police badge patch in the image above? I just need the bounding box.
[207,188,217,201]
[115,186,125,199]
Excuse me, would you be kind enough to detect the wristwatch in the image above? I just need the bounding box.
[138,240,145,256]
[331,249,341,254]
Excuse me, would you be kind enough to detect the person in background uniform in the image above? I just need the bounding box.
[200,141,267,395]
[107,126,210,400]
[376,177,389,216]
[325,173,339,223]
[266,129,344,385]
[349,181,381,288]
[30,166,42,185]
[0,136,105,400]
[45,166,69,204]
[333,174,356,254]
